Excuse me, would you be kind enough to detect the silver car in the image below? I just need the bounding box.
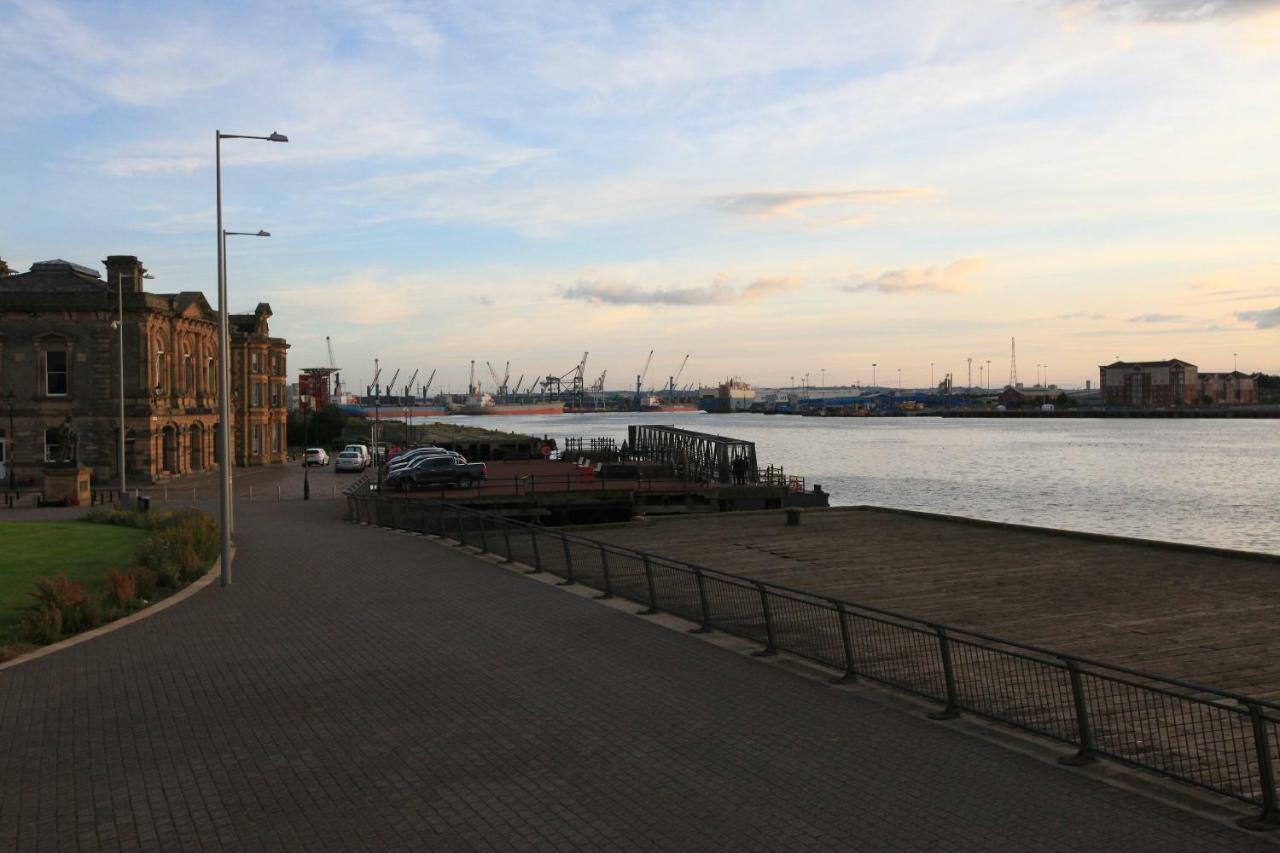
[334,451,366,473]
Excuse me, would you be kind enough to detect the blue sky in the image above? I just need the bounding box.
[2,0,1279,392]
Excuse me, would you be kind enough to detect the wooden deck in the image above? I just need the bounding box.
[582,507,1280,701]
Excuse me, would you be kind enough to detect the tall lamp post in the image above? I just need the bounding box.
[5,391,14,493]
[216,129,287,587]
[871,363,877,389]
[301,392,311,501]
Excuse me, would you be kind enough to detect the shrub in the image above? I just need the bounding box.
[22,575,101,639]
[132,567,157,601]
[104,569,138,610]
[17,607,62,644]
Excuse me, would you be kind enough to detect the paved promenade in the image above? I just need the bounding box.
[0,493,1272,850]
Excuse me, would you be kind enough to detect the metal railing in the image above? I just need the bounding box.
[347,486,1280,830]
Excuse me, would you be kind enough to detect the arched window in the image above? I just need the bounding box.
[153,337,167,394]
[182,342,194,394]
[204,346,216,394]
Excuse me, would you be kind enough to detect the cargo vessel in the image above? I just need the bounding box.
[451,393,566,416]
[640,394,699,413]
[699,379,756,413]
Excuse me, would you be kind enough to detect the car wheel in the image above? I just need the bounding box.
[457,475,473,488]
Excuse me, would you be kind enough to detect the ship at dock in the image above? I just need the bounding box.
[699,379,756,413]
[451,393,565,416]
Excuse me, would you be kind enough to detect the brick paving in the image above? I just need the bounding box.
[0,495,1274,851]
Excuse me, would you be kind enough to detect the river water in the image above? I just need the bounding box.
[444,412,1279,555]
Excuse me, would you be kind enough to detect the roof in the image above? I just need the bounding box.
[0,259,108,293]
[1100,359,1198,369]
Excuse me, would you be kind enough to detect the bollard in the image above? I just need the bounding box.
[786,507,803,526]
[332,484,336,499]
[249,486,254,503]
[276,486,281,502]
[163,486,169,501]
[192,486,197,504]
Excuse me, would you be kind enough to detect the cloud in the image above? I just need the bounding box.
[842,258,984,295]
[1236,306,1280,329]
[713,188,935,218]
[562,276,801,306]
[1128,312,1186,322]
[1066,0,1275,21]
[1058,311,1106,320]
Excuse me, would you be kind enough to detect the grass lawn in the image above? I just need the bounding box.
[0,521,149,636]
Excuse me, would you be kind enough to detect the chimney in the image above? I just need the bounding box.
[103,255,148,292]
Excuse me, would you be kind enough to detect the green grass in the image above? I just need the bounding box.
[0,521,149,635]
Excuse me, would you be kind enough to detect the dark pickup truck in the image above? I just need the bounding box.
[386,456,487,491]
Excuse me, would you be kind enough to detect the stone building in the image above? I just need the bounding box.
[0,255,287,492]
[229,303,289,466]
[1099,359,1199,408]
[1198,371,1258,405]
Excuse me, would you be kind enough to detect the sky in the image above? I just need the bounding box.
[2,0,1279,393]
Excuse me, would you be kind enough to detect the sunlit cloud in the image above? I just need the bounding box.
[1065,0,1276,22]
[1128,313,1186,322]
[1237,306,1280,329]
[842,258,984,296]
[713,188,935,219]
[562,276,802,307]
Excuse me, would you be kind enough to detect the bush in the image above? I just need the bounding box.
[104,569,138,610]
[21,575,102,640]
[132,567,157,601]
[17,607,62,644]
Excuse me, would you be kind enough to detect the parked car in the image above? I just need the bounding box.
[387,445,446,465]
[334,451,367,473]
[388,449,463,473]
[386,457,487,491]
[303,448,329,466]
[342,444,372,467]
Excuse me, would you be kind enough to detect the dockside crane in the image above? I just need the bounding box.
[486,361,506,402]
[512,374,525,396]
[421,368,436,400]
[635,349,654,408]
[570,352,589,409]
[327,336,342,400]
[403,368,419,402]
[668,354,690,404]
[384,368,400,403]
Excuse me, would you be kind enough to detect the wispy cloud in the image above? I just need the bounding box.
[1058,311,1106,320]
[562,276,801,307]
[842,258,984,295]
[713,188,935,219]
[1236,306,1280,329]
[1128,312,1186,322]
[1067,0,1276,22]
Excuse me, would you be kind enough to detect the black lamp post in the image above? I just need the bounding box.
[5,390,15,492]
[301,393,311,501]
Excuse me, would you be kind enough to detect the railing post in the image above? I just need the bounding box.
[690,567,713,634]
[526,529,543,574]
[477,514,489,553]
[927,626,960,720]
[638,553,659,615]
[751,583,778,657]
[595,544,614,600]
[501,522,514,563]
[1058,659,1097,766]
[453,508,465,545]
[1240,704,1280,831]
[558,533,575,585]
[831,601,858,684]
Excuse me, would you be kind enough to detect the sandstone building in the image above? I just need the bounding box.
[0,255,287,491]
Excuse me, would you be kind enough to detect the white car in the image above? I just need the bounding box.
[334,450,366,472]
[341,444,371,468]
[303,447,330,466]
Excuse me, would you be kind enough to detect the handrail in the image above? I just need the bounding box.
[345,484,1280,826]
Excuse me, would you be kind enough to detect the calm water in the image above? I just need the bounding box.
[445,412,1280,555]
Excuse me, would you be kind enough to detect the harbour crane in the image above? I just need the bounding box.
[571,352,588,408]
[369,358,382,398]
[403,368,419,401]
[668,354,690,404]
[512,374,525,396]
[327,336,342,399]
[591,370,607,393]
[421,368,436,400]
[385,368,400,403]
[486,361,503,398]
[635,349,654,408]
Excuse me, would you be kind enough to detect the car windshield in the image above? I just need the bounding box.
[306,449,323,454]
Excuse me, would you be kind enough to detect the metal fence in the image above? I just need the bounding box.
[347,486,1280,830]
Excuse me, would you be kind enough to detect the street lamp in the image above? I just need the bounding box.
[114,269,154,500]
[301,392,311,501]
[5,390,14,493]
[872,363,877,388]
[986,359,991,391]
[216,128,287,588]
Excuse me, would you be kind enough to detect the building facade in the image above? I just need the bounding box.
[230,304,289,466]
[0,255,287,491]
[1198,372,1258,405]
[1099,359,1199,408]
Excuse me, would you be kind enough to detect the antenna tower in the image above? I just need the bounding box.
[1008,337,1018,387]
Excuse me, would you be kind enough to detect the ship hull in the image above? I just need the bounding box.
[452,402,567,416]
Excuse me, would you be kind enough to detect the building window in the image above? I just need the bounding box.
[272,423,281,452]
[270,383,281,406]
[205,352,216,393]
[183,343,194,394]
[252,425,262,456]
[251,352,261,373]
[45,350,68,395]
[251,382,263,406]
[153,339,167,394]
[44,428,60,462]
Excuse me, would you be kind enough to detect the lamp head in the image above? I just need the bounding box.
[257,230,271,237]
[268,132,288,143]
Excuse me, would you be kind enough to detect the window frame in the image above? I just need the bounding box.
[45,349,69,396]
